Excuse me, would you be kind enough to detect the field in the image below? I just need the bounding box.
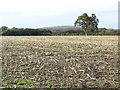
[1,36,119,88]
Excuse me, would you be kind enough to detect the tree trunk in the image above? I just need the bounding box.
[84,29,87,36]
[85,32,87,36]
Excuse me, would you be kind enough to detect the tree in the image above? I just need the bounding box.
[1,26,8,31]
[74,13,99,35]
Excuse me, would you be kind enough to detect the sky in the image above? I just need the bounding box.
[0,0,119,29]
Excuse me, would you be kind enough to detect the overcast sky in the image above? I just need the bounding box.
[0,0,119,28]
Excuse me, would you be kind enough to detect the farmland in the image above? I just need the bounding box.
[1,36,119,88]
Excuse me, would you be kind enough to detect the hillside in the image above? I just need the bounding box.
[41,26,81,32]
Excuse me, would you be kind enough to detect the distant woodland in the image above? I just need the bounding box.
[0,26,118,36]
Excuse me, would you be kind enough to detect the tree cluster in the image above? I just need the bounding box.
[0,26,118,36]
[1,26,52,36]
[74,13,99,35]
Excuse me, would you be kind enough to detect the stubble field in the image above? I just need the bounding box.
[1,36,119,88]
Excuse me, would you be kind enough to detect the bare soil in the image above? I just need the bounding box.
[1,36,119,88]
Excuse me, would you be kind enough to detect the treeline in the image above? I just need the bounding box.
[0,26,118,36]
[1,28,52,36]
